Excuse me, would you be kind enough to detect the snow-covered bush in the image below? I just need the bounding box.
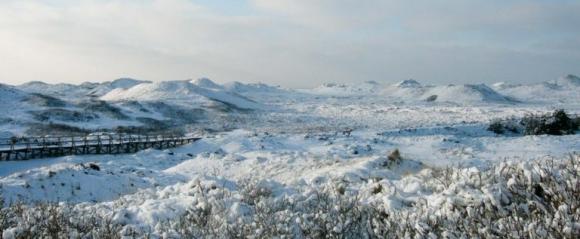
[1,155,579,238]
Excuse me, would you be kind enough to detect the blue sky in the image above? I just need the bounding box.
[0,0,578,87]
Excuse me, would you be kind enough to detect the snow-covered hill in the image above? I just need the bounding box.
[422,84,515,104]
[381,79,426,100]
[18,78,151,100]
[550,74,580,88]
[1,74,579,136]
[101,80,264,110]
[493,74,580,104]
[381,80,514,104]
[0,83,27,105]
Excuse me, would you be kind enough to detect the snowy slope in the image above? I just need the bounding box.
[550,74,580,88]
[101,80,264,110]
[422,84,514,104]
[17,81,84,99]
[18,78,151,100]
[0,83,27,105]
[87,78,151,97]
[381,79,426,100]
[191,77,224,90]
[493,75,580,104]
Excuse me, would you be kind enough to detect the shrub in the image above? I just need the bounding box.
[487,119,520,135]
[521,109,578,135]
[1,155,579,238]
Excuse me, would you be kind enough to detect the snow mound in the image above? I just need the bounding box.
[394,79,422,88]
[424,84,513,104]
[493,75,580,103]
[109,78,150,89]
[88,78,151,97]
[101,80,264,110]
[549,74,580,88]
[18,82,83,98]
[191,77,224,90]
[379,79,426,100]
[491,82,520,90]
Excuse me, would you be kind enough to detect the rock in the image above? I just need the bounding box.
[88,163,100,171]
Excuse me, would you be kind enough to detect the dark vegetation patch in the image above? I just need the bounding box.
[521,109,578,135]
[488,109,579,135]
[23,93,66,107]
[146,102,205,123]
[206,99,255,113]
[118,101,150,113]
[113,124,185,136]
[78,100,129,120]
[24,123,90,136]
[30,109,98,122]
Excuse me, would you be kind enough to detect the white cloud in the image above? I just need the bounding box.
[0,0,578,87]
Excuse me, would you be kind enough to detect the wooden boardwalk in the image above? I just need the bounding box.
[0,134,200,161]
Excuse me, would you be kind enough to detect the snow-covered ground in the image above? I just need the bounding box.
[0,75,579,237]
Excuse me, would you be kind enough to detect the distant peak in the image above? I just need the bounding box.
[109,78,150,89]
[563,74,580,80]
[22,81,48,86]
[192,77,223,89]
[551,74,580,87]
[395,79,421,88]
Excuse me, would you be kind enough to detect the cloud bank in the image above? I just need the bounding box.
[1,0,578,87]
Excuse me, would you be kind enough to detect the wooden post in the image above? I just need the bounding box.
[83,136,88,154]
[96,135,101,154]
[25,139,30,160]
[71,136,76,155]
[108,135,113,154]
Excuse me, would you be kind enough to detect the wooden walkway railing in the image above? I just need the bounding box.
[0,134,200,161]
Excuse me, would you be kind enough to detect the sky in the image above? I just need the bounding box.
[0,0,579,88]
